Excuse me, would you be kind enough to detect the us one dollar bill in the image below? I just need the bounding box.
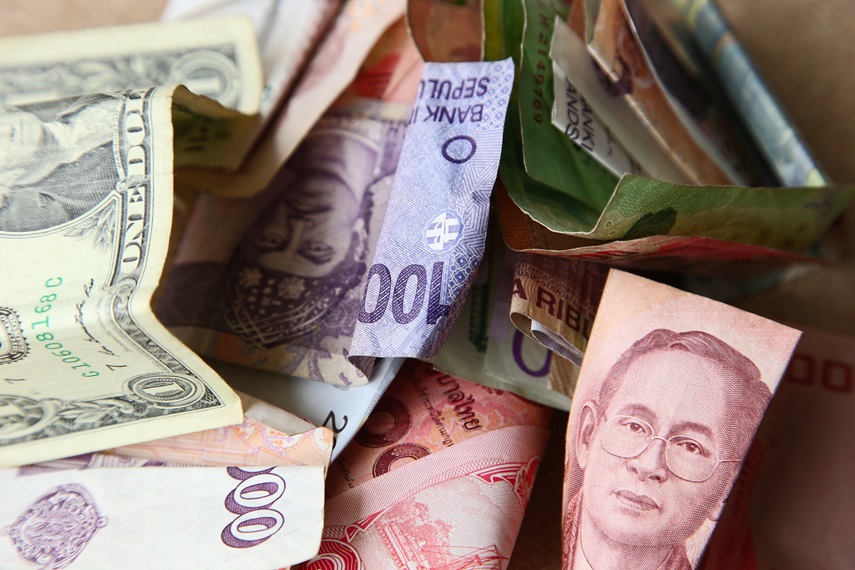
[0,16,263,172]
[0,17,262,115]
[0,86,250,467]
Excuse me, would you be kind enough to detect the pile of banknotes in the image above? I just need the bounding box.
[1,0,852,568]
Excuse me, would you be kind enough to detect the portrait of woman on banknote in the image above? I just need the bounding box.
[0,93,121,233]
[222,121,392,350]
[563,328,772,570]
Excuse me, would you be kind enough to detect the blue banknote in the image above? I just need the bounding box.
[349,59,514,368]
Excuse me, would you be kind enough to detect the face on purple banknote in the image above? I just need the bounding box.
[222,129,378,348]
[246,132,375,280]
[0,95,119,233]
[572,329,771,557]
[249,171,363,278]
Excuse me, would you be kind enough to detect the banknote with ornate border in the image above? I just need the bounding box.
[0,86,243,467]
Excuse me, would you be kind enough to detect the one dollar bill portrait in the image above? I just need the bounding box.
[0,93,123,233]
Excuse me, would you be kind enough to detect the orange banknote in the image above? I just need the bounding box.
[32,393,333,470]
[296,360,552,568]
[327,359,552,496]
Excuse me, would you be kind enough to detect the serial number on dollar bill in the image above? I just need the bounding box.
[31,277,100,377]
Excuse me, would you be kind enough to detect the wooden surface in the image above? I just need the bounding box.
[1,2,852,569]
[0,0,167,34]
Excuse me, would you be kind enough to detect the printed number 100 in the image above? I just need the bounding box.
[358,262,450,325]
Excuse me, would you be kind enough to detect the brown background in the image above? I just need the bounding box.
[2,1,852,568]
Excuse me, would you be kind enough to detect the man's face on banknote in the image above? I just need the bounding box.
[0,111,50,175]
[577,349,740,549]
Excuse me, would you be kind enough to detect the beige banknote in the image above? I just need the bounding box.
[0,463,325,568]
[551,59,644,179]
[551,17,688,184]
[562,269,800,569]
[0,86,252,467]
[162,0,340,122]
[0,17,262,147]
[432,239,579,410]
[702,326,855,569]
[176,0,408,197]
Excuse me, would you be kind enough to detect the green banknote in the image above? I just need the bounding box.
[485,0,604,237]
[487,1,852,255]
[517,0,618,211]
[513,173,854,252]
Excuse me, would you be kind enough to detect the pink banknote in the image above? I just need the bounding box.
[702,326,855,569]
[327,360,552,496]
[300,425,550,569]
[292,360,552,568]
[562,270,800,569]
